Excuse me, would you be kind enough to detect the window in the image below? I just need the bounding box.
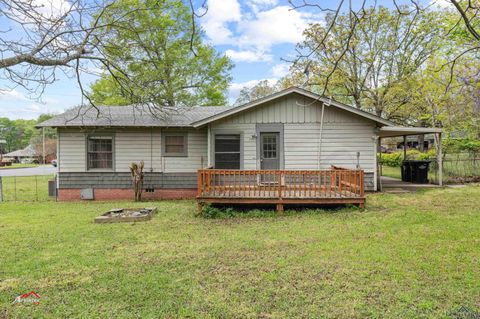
[262,134,277,159]
[163,133,187,157]
[87,136,113,169]
[215,134,240,169]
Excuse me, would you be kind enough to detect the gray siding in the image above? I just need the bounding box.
[58,127,207,174]
[210,93,377,173]
[58,129,86,172]
[58,172,197,189]
[364,172,374,191]
[115,129,161,172]
[163,128,208,172]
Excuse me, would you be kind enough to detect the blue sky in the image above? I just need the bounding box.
[0,0,448,120]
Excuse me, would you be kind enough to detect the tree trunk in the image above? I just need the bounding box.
[130,161,144,202]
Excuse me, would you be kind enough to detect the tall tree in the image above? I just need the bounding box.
[90,0,233,109]
[409,57,480,138]
[292,6,447,121]
[234,80,279,105]
[0,0,207,106]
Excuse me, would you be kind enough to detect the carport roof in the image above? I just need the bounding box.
[378,126,442,138]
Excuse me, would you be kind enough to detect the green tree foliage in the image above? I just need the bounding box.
[294,6,448,121]
[0,118,35,152]
[0,115,55,153]
[90,0,233,108]
[408,57,480,138]
[234,80,279,105]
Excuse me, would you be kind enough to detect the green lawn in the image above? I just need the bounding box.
[1,175,54,201]
[1,186,480,318]
[381,165,402,179]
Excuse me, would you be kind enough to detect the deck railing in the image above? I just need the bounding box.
[197,168,364,199]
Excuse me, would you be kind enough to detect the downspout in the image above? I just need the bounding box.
[207,124,211,167]
[317,99,327,169]
[150,127,153,173]
[160,128,164,173]
[160,128,164,188]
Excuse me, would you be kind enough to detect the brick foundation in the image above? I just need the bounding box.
[57,188,197,201]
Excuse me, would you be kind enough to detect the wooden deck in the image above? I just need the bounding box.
[196,167,365,213]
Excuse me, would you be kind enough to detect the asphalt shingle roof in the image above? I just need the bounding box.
[36,104,234,128]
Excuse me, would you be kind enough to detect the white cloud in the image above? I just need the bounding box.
[202,0,321,62]
[202,0,241,45]
[0,89,29,102]
[271,63,290,78]
[246,0,278,14]
[0,89,65,119]
[236,6,315,50]
[430,0,452,8]
[33,0,73,18]
[225,49,273,62]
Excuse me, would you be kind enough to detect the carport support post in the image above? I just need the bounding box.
[403,135,407,160]
[437,132,443,186]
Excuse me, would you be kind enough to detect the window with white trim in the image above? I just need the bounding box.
[87,136,113,169]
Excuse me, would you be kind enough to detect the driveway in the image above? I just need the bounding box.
[0,165,57,176]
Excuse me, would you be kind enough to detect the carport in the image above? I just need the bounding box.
[376,126,443,191]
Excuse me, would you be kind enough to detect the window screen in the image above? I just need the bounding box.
[87,137,113,169]
[163,133,187,156]
[215,134,240,169]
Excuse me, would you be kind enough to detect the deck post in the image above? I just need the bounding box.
[276,203,284,214]
[197,170,202,197]
[196,202,204,216]
[437,132,443,186]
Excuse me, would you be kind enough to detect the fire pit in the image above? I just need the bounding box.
[94,207,157,224]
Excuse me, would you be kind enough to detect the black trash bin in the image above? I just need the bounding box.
[410,160,431,184]
[401,160,431,183]
[401,160,412,182]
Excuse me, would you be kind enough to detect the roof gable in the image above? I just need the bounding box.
[192,87,395,127]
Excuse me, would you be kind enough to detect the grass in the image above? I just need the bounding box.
[381,165,402,179]
[1,186,479,318]
[0,163,39,170]
[1,175,54,201]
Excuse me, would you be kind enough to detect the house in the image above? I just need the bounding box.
[37,87,443,206]
[3,145,37,163]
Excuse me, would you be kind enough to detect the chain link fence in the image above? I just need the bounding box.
[429,155,480,184]
[381,153,480,184]
[0,174,56,202]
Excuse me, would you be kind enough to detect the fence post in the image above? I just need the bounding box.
[0,176,3,202]
[14,176,16,202]
[35,175,38,201]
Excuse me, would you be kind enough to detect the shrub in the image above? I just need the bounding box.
[380,149,437,166]
[200,204,237,219]
[418,148,436,160]
[380,152,403,167]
